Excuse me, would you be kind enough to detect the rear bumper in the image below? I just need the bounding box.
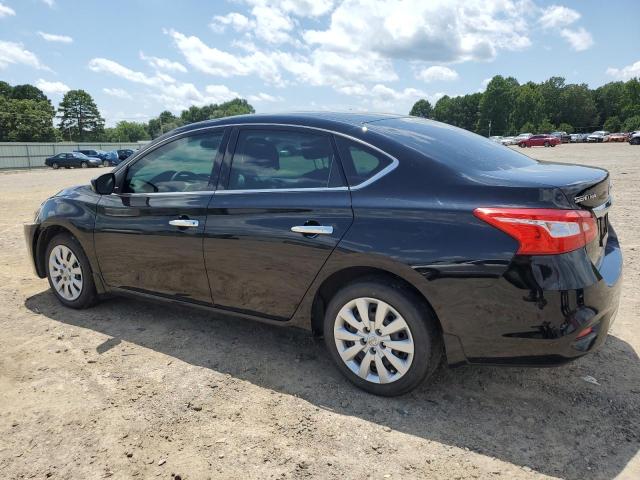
[436,231,623,366]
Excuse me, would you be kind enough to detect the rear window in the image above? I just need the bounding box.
[370,117,537,172]
[334,137,392,186]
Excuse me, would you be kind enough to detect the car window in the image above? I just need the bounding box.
[123,131,223,194]
[334,137,393,186]
[228,129,337,190]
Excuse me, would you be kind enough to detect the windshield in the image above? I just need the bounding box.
[369,117,537,173]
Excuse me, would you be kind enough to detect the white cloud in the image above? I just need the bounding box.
[0,41,49,70]
[481,77,492,88]
[539,5,580,28]
[153,83,240,111]
[303,0,533,63]
[210,12,253,33]
[167,29,284,85]
[415,65,459,83]
[560,27,593,51]
[0,2,15,17]
[606,60,640,81]
[244,0,336,17]
[248,92,282,102]
[139,51,187,73]
[37,31,73,43]
[35,78,69,95]
[42,0,54,6]
[88,58,175,86]
[251,5,295,44]
[103,87,132,99]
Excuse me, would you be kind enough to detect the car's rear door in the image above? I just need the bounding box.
[203,126,353,320]
[94,128,227,304]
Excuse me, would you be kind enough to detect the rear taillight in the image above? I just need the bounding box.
[473,208,597,255]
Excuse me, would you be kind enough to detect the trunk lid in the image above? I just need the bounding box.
[478,162,610,263]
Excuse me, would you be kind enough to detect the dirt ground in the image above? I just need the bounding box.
[0,143,638,480]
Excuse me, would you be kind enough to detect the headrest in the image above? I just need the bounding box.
[243,138,279,170]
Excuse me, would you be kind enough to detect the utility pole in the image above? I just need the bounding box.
[488,120,492,137]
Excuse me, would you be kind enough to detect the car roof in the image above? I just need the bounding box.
[170,112,407,137]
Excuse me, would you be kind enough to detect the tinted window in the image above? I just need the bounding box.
[334,137,392,186]
[123,132,223,193]
[228,129,337,190]
[369,117,537,172]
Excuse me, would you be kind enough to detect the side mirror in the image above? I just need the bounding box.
[91,172,115,195]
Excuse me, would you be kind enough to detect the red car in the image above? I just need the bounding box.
[518,134,561,148]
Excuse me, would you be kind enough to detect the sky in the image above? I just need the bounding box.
[0,0,639,126]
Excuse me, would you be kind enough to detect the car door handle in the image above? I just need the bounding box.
[169,219,199,228]
[291,225,333,235]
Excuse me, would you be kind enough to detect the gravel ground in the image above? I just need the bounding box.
[0,143,638,480]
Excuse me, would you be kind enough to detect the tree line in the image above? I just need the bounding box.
[410,75,640,136]
[0,80,255,143]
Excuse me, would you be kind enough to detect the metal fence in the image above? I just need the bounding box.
[0,142,148,170]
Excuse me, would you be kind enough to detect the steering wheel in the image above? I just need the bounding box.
[170,170,199,182]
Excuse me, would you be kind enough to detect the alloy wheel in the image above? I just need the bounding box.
[334,297,414,384]
[48,244,83,301]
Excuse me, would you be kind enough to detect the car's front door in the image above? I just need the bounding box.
[204,127,353,320]
[94,128,227,304]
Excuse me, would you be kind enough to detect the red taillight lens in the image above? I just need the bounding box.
[473,208,598,255]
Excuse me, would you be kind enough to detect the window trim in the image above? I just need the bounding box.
[114,126,228,197]
[216,123,397,194]
[113,123,398,196]
[220,126,345,194]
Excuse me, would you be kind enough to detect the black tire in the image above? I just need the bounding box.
[519,142,526,148]
[52,162,59,169]
[81,161,88,168]
[323,278,441,396]
[544,141,550,147]
[102,160,109,167]
[45,233,97,309]
[550,143,556,147]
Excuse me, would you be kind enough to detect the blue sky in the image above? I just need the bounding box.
[1,0,638,126]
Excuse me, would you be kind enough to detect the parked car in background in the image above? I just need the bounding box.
[587,131,610,143]
[25,112,622,396]
[570,133,589,143]
[629,132,640,145]
[45,152,102,169]
[551,131,571,143]
[500,136,517,146]
[75,149,118,166]
[117,149,135,161]
[518,134,561,148]
[489,136,502,143]
[514,133,533,144]
[608,133,628,142]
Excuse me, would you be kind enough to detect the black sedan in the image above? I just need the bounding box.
[25,113,622,396]
[44,152,102,169]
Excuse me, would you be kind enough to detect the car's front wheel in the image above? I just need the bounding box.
[81,161,88,168]
[102,160,109,167]
[324,279,441,396]
[51,162,59,169]
[45,233,97,309]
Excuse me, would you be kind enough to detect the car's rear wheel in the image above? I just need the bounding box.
[45,233,97,309]
[81,161,88,168]
[544,141,550,147]
[52,162,59,169]
[102,160,109,167]
[518,143,525,148]
[324,279,441,396]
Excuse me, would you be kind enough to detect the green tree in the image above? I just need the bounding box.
[147,110,182,138]
[594,82,626,126]
[409,99,433,118]
[0,81,12,98]
[57,89,105,141]
[538,76,566,126]
[538,118,555,133]
[11,84,49,102]
[622,115,640,131]
[511,83,544,132]
[557,122,574,134]
[0,97,57,141]
[560,84,597,130]
[603,116,621,132]
[519,121,536,134]
[477,75,519,136]
[105,121,150,142]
